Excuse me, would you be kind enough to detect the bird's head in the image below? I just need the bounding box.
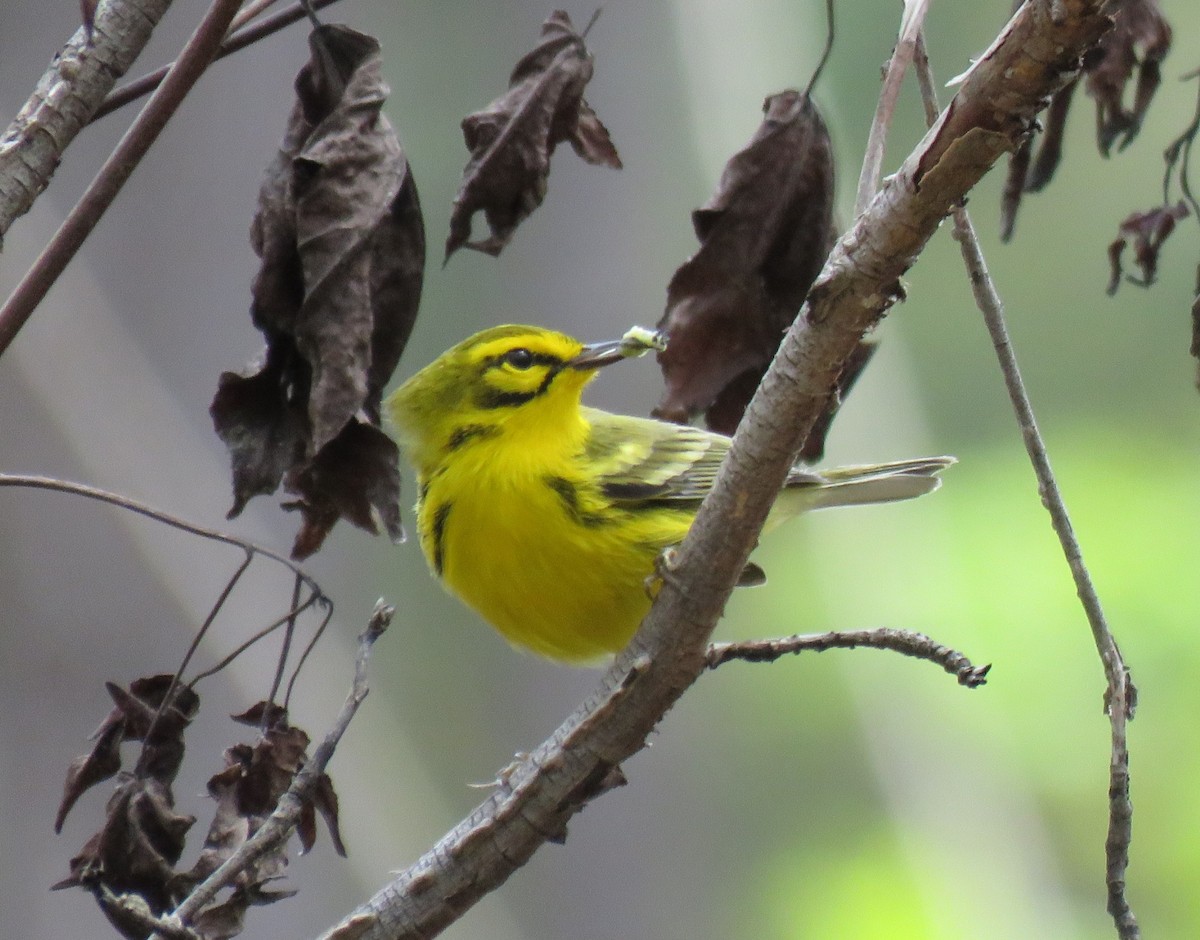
[387,325,660,470]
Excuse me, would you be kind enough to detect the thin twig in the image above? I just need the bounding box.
[91,0,345,121]
[854,0,931,216]
[266,572,304,720]
[142,551,254,755]
[157,602,392,938]
[186,593,323,687]
[284,591,337,710]
[0,0,245,359]
[0,474,325,600]
[912,34,1139,940]
[706,628,991,687]
[802,0,836,99]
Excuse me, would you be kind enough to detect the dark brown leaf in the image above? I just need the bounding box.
[214,24,423,557]
[1087,0,1172,156]
[55,779,196,936]
[445,10,621,260]
[284,418,403,559]
[56,676,198,832]
[55,717,124,833]
[230,701,289,730]
[1000,0,1170,236]
[654,89,836,435]
[797,340,878,462]
[1107,201,1188,294]
[313,771,347,857]
[210,363,307,518]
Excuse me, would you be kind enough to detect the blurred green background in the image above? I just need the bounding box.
[1,1,1197,938]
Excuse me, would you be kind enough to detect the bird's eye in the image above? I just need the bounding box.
[504,348,535,370]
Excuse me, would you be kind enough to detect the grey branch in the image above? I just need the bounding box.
[317,3,1113,938]
[705,628,991,688]
[0,0,174,240]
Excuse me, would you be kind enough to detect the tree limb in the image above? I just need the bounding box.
[0,0,245,358]
[311,3,1113,938]
[0,0,175,240]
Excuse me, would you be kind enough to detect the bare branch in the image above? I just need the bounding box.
[0,474,325,600]
[854,0,931,215]
[0,0,175,239]
[0,0,245,360]
[912,32,1139,940]
[706,628,991,688]
[92,0,348,121]
[317,3,1113,938]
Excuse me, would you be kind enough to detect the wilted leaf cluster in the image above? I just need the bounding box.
[55,678,339,940]
[212,24,423,559]
[653,88,865,455]
[445,10,621,260]
[1001,0,1172,239]
[1107,201,1188,294]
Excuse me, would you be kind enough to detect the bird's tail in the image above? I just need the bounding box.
[767,456,955,528]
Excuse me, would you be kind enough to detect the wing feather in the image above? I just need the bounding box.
[582,408,728,507]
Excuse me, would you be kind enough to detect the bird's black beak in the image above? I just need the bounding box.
[567,327,667,370]
[568,339,629,370]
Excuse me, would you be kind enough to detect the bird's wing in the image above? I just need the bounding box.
[581,408,732,505]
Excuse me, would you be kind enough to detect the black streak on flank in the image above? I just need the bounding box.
[446,423,500,452]
[545,476,608,527]
[431,502,452,576]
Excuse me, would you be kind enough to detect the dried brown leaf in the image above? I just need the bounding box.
[214,24,422,557]
[1107,201,1188,294]
[55,676,198,833]
[284,418,403,560]
[654,89,836,435]
[445,10,621,260]
[1000,0,1170,236]
[55,780,196,937]
[1087,0,1172,156]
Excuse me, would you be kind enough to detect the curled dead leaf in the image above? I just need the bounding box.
[1001,0,1171,238]
[654,89,837,439]
[445,10,621,260]
[1107,201,1188,294]
[213,24,423,558]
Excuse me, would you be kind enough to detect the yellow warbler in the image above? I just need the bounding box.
[387,325,952,662]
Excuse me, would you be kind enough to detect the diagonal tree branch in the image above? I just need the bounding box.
[0,0,175,240]
[316,3,1113,938]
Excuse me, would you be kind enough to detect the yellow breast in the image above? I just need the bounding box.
[416,439,690,662]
